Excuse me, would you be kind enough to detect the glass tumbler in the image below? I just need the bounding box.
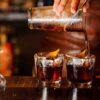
[65,54,96,88]
[34,52,64,88]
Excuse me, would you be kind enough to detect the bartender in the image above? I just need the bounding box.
[39,0,100,76]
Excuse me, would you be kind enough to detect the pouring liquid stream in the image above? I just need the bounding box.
[80,0,90,57]
[84,31,90,57]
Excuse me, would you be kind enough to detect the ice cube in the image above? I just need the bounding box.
[72,58,83,66]
[46,60,53,67]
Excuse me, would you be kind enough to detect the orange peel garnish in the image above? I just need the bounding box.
[47,49,60,58]
[76,49,87,58]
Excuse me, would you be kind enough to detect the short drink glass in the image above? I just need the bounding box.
[65,54,96,88]
[34,52,64,88]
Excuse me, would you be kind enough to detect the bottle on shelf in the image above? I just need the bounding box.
[0,26,13,76]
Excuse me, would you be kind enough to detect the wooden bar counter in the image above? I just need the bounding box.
[0,74,99,100]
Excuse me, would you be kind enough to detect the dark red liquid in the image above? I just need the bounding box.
[67,65,94,83]
[29,23,64,31]
[29,21,83,32]
[37,65,62,82]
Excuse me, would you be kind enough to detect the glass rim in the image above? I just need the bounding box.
[34,52,64,59]
[65,54,96,60]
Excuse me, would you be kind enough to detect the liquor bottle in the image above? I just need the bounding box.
[0,26,13,76]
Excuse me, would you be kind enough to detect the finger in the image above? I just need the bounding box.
[83,0,90,13]
[56,0,68,16]
[53,0,61,12]
[71,0,80,13]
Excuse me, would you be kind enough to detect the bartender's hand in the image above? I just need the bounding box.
[53,0,88,15]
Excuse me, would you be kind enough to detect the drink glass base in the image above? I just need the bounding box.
[68,80,92,88]
[38,80,61,88]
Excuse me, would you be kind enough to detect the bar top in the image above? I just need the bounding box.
[0,75,99,100]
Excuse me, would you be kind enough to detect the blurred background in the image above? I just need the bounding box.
[0,0,53,76]
[0,0,100,77]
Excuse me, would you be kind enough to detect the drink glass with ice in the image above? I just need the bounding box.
[65,54,96,88]
[34,52,64,88]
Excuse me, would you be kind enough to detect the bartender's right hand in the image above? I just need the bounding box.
[53,0,88,16]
